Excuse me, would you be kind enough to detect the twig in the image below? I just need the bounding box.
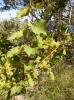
[36,44,61,68]
[46,12,53,23]
[30,10,38,20]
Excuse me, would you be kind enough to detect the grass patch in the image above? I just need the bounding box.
[24,63,74,100]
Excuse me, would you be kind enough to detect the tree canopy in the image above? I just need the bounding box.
[0,0,29,10]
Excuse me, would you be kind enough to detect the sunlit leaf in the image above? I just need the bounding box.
[47,68,55,81]
[63,48,66,55]
[31,2,43,10]
[7,28,27,40]
[28,19,47,35]
[50,71,55,81]
[11,85,22,96]
[48,38,60,48]
[4,61,10,67]
[7,45,24,57]
[27,74,34,87]
[11,86,17,95]
[24,44,38,56]
[24,61,35,71]
[16,6,30,18]
[3,94,8,100]
[24,64,32,71]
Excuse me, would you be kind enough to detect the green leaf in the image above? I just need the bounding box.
[7,44,38,58]
[28,19,47,35]
[16,6,30,18]
[31,2,43,10]
[24,64,32,71]
[24,44,38,56]
[7,28,27,40]
[50,71,55,81]
[7,45,24,57]
[47,68,55,81]
[10,60,21,67]
[32,41,38,47]
[24,61,35,71]
[63,48,66,55]
[27,74,34,87]
[3,94,8,100]
[48,38,60,48]
[11,85,22,96]
[48,4,53,12]
[11,86,17,95]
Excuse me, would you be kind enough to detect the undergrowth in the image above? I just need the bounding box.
[25,64,74,100]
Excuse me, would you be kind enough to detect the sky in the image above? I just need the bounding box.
[0,0,18,21]
[0,9,17,21]
[0,0,74,21]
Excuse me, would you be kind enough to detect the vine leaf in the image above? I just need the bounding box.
[7,45,24,57]
[47,68,55,81]
[48,38,60,48]
[31,2,43,10]
[7,28,27,40]
[24,44,38,56]
[63,48,66,55]
[50,71,55,81]
[16,6,30,18]
[27,74,34,87]
[24,61,35,71]
[28,19,47,35]
[10,85,23,96]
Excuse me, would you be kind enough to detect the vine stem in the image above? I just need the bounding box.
[44,44,62,61]
[36,44,61,68]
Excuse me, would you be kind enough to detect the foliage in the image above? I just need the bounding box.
[0,0,72,99]
[0,18,27,39]
[0,0,29,10]
[24,64,74,100]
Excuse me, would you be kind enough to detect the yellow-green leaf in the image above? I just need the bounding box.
[24,44,38,56]
[28,19,47,35]
[24,61,35,71]
[16,6,30,18]
[7,45,24,57]
[48,4,53,11]
[27,74,34,87]
[63,48,66,55]
[7,28,27,40]
[47,68,55,81]
[11,85,23,96]
[31,2,43,10]
[50,71,55,81]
